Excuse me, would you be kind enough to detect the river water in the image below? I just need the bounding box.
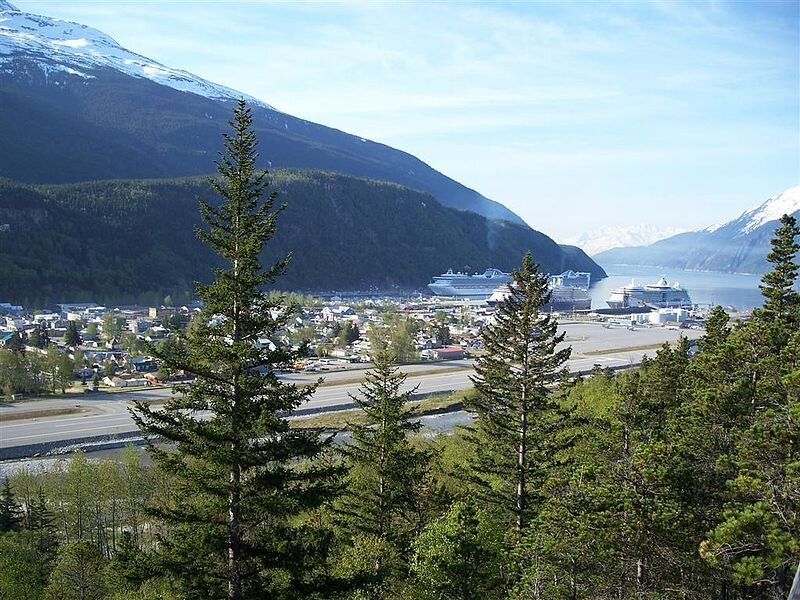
[591,265,765,312]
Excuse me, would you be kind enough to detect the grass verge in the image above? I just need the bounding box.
[0,407,87,422]
[290,388,476,430]
[581,342,670,356]
[313,364,471,389]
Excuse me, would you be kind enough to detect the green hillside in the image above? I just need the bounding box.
[0,172,605,307]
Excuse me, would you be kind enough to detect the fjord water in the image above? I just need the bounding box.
[591,265,765,311]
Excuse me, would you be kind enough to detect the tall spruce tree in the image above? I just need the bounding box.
[759,213,800,327]
[64,320,82,348]
[0,477,22,533]
[334,347,428,595]
[467,254,571,537]
[132,101,336,600]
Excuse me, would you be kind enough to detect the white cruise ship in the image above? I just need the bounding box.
[606,277,692,309]
[486,270,592,311]
[427,268,512,297]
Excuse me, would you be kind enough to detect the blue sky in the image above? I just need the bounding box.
[19,0,800,240]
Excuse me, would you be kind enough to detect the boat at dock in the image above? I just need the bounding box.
[605,276,692,309]
[486,270,592,312]
[427,268,513,298]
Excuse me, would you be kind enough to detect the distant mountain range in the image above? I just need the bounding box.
[561,224,692,257]
[594,186,800,274]
[0,174,604,307]
[0,0,607,297]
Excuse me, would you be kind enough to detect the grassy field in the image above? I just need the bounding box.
[290,388,476,431]
[581,342,670,356]
[0,407,87,422]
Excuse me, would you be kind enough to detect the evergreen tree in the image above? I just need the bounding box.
[433,322,451,347]
[28,485,59,567]
[466,254,571,537]
[64,320,82,348]
[340,321,360,346]
[28,323,51,349]
[334,347,427,599]
[5,331,25,352]
[759,213,800,327]
[0,477,22,533]
[132,101,338,600]
[698,218,800,597]
[334,348,428,594]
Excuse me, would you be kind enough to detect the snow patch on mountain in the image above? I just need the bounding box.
[737,185,800,234]
[0,2,272,109]
[51,38,89,48]
[561,224,691,256]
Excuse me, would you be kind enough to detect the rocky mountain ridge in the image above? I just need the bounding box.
[594,186,800,273]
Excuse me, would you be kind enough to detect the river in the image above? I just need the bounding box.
[591,265,765,312]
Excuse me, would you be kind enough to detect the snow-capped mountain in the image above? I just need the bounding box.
[0,0,269,108]
[0,0,533,228]
[561,224,691,256]
[594,186,800,274]
[705,186,800,236]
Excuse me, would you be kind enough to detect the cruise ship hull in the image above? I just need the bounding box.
[487,287,592,311]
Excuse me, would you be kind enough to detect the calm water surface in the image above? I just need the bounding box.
[591,265,764,312]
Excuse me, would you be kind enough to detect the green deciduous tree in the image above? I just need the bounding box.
[0,531,50,600]
[56,351,74,394]
[0,347,47,397]
[132,101,337,600]
[411,501,503,600]
[101,313,125,342]
[45,539,107,600]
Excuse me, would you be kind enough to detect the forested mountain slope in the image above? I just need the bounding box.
[0,173,605,307]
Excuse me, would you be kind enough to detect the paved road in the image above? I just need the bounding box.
[0,322,700,452]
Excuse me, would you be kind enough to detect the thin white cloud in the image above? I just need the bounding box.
[13,0,799,238]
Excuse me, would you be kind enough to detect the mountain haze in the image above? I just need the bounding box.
[594,186,800,274]
[562,224,692,256]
